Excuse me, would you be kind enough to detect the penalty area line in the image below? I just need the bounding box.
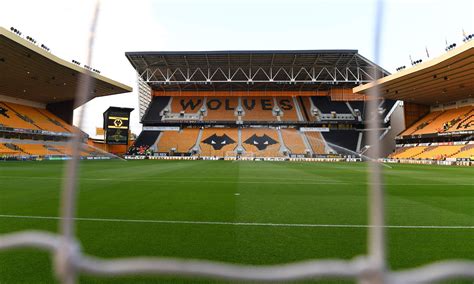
[0,214,473,229]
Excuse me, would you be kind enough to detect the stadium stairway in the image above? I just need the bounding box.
[276,129,288,153]
[300,131,313,155]
[292,97,305,121]
[297,97,312,121]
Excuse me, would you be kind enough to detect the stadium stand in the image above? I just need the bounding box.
[156,129,200,154]
[304,132,327,154]
[451,144,474,159]
[0,26,132,160]
[127,50,397,159]
[200,128,238,156]
[280,129,308,154]
[0,101,75,133]
[0,143,23,156]
[402,106,474,136]
[390,146,427,159]
[0,141,106,158]
[0,102,39,130]
[5,102,70,132]
[401,110,444,136]
[415,145,464,160]
[390,143,474,160]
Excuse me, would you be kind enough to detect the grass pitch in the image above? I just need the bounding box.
[0,160,473,283]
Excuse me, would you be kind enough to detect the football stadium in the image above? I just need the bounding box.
[0,1,473,283]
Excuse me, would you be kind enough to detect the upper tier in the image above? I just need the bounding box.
[400,106,474,137]
[0,101,75,134]
[141,95,383,124]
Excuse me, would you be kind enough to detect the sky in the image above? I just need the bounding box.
[2,0,473,136]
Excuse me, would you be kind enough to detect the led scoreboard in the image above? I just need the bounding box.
[103,107,134,145]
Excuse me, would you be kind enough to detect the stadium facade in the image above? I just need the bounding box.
[126,50,403,159]
[354,39,474,162]
[0,26,132,159]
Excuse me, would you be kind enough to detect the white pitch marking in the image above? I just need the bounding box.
[234,193,240,196]
[0,214,473,229]
[0,176,471,186]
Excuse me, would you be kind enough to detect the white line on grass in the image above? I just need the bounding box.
[0,176,472,186]
[0,214,472,229]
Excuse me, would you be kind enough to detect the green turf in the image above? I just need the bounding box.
[0,160,473,283]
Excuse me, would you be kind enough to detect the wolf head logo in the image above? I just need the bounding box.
[244,134,278,150]
[202,133,235,150]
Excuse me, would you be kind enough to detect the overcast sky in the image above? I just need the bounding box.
[2,0,473,135]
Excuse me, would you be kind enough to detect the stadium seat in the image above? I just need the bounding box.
[305,132,326,154]
[0,102,73,133]
[280,129,308,154]
[450,144,474,159]
[0,102,39,130]
[391,146,427,159]
[401,111,444,136]
[0,141,102,158]
[0,143,24,156]
[415,145,464,160]
[402,106,474,136]
[156,129,200,153]
[5,102,70,133]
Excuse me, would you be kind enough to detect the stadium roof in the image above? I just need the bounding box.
[126,50,389,92]
[353,40,474,105]
[0,27,132,104]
